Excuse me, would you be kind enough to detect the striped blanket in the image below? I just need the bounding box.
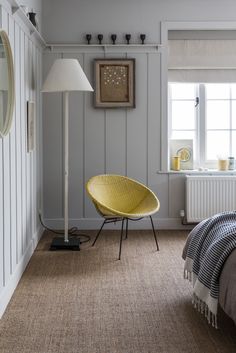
[184,211,236,328]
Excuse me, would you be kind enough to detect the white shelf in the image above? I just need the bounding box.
[46,43,162,53]
[48,43,160,49]
[157,170,236,175]
[8,0,46,48]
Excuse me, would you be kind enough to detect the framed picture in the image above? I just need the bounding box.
[169,139,194,170]
[27,101,35,152]
[94,58,135,108]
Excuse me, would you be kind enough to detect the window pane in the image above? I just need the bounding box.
[172,101,195,130]
[171,131,195,141]
[206,101,230,129]
[206,131,230,160]
[206,84,230,99]
[171,83,196,100]
[231,101,236,129]
[231,84,236,99]
[231,131,236,158]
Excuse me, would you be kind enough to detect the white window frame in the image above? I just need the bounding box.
[168,83,200,167]
[161,21,236,172]
[169,83,236,169]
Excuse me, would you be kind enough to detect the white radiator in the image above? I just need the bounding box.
[186,175,236,222]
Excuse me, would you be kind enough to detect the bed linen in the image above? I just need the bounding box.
[182,212,236,327]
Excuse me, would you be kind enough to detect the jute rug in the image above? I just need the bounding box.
[0,230,236,353]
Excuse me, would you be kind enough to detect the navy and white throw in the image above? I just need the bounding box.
[184,211,236,328]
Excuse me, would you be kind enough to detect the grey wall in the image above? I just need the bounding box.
[42,0,236,230]
[42,0,236,43]
[0,0,43,316]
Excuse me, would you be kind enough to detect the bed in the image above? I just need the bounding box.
[182,212,236,327]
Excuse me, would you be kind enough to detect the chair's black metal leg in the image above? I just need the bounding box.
[92,219,106,247]
[150,216,159,251]
[125,218,128,239]
[118,218,125,260]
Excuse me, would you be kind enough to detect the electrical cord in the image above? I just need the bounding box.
[39,213,91,244]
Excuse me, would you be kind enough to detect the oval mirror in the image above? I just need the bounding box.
[0,29,15,138]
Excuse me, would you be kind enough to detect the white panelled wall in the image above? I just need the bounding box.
[42,47,191,230]
[42,48,167,230]
[0,1,43,317]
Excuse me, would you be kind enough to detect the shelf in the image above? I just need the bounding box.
[8,0,46,48]
[157,170,236,175]
[46,43,161,53]
[48,43,160,48]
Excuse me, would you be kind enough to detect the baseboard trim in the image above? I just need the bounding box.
[0,225,44,318]
[44,217,193,230]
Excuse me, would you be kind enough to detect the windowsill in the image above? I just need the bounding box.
[157,169,236,175]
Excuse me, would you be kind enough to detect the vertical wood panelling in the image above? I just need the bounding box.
[105,53,126,175]
[147,54,161,185]
[43,50,165,227]
[155,173,169,218]
[2,6,11,285]
[20,29,27,254]
[14,22,22,264]
[63,53,84,219]
[84,53,105,218]
[42,52,63,219]
[169,174,185,218]
[0,6,4,291]
[147,54,162,213]
[36,47,42,230]
[0,136,3,289]
[9,14,17,273]
[127,53,148,184]
[28,39,33,240]
[32,44,37,234]
[0,2,43,317]
[25,36,31,245]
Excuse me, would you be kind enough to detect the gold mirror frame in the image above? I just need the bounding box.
[0,29,15,138]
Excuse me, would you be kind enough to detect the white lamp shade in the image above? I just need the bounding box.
[42,58,93,92]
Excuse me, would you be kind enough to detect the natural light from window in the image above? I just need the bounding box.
[169,83,236,170]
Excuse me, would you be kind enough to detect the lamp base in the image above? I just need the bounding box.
[50,236,80,251]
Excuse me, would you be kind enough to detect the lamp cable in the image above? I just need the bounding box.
[39,213,91,244]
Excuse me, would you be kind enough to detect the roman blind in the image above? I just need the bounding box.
[168,39,236,82]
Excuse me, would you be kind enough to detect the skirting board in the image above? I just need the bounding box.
[0,225,44,318]
[44,218,193,230]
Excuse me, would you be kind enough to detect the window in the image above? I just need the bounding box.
[169,83,236,169]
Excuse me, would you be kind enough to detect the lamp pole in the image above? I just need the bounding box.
[64,91,69,242]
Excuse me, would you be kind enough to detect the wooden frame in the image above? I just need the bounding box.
[94,58,135,108]
[0,30,15,138]
[27,101,35,152]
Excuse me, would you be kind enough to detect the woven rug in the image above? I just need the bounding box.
[0,230,235,353]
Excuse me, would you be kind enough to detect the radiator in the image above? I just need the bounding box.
[185,175,236,222]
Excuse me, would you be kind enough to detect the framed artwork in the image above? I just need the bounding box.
[27,101,35,152]
[94,58,135,108]
[170,139,194,170]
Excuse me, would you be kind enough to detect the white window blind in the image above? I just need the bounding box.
[168,40,236,83]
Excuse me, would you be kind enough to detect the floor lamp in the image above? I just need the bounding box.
[42,59,93,250]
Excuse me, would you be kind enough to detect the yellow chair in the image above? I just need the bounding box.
[86,174,160,259]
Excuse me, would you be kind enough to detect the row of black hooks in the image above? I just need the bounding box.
[85,33,146,45]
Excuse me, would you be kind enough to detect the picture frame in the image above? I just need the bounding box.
[94,58,135,108]
[27,101,35,152]
[169,139,194,170]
